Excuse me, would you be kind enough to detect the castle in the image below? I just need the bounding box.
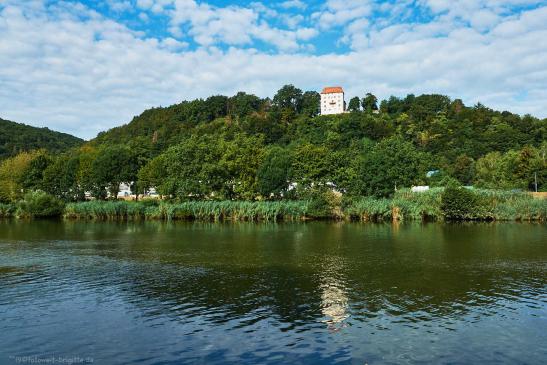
[320,86,345,115]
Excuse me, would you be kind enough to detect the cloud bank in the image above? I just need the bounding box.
[0,0,546,139]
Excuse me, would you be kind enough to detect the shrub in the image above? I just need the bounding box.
[0,203,16,218]
[441,186,489,220]
[17,191,65,218]
[306,189,341,219]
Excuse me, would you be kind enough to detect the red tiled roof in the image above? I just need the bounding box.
[321,86,344,94]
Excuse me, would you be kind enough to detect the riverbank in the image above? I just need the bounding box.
[2,188,545,222]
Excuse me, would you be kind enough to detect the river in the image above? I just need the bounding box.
[0,221,546,364]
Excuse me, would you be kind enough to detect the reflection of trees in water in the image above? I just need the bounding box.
[115,223,545,322]
[343,222,547,321]
[2,220,545,328]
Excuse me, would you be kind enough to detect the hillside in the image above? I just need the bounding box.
[91,92,268,150]
[90,89,546,162]
[0,118,83,159]
[1,86,545,205]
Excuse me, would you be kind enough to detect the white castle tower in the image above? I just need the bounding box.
[320,86,345,115]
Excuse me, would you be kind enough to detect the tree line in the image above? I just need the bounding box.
[0,85,545,204]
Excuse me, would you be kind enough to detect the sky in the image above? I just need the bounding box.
[1,0,546,139]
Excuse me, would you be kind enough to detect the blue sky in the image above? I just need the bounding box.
[1,0,546,139]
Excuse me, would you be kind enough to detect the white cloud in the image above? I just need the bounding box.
[135,0,172,13]
[250,2,278,17]
[279,0,307,10]
[282,13,304,29]
[167,0,314,51]
[420,0,544,24]
[0,1,546,140]
[312,0,373,30]
[138,12,149,21]
[105,0,133,13]
[136,0,154,10]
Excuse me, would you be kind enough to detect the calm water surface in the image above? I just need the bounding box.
[0,221,546,364]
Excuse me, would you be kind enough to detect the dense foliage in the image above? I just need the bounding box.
[0,118,83,160]
[0,86,545,211]
[441,185,485,220]
[16,191,65,218]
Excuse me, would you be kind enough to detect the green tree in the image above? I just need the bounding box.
[20,152,52,191]
[257,146,292,199]
[474,151,513,189]
[204,95,229,120]
[273,84,303,113]
[452,154,475,185]
[290,142,330,192]
[92,145,136,199]
[220,134,265,199]
[75,146,99,198]
[512,146,546,191]
[42,154,83,201]
[137,154,167,196]
[161,135,227,199]
[301,91,320,117]
[227,92,262,119]
[0,151,38,202]
[348,97,361,112]
[243,113,287,144]
[354,136,429,197]
[362,93,378,113]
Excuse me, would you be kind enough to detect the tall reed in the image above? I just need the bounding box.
[0,203,16,218]
[345,188,546,222]
[59,189,547,222]
[64,200,310,221]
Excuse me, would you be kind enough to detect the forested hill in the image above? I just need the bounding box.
[91,88,546,162]
[91,92,271,151]
[0,118,83,159]
[1,86,545,204]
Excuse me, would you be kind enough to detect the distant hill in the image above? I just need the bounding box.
[90,90,546,162]
[0,118,84,159]
[91,93,266,150]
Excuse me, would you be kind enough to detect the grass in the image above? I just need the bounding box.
[345,188,546,222]
[7,188,544,222]
[345,188,444,221]
[487,191,547,221]
[344,197,393,221]
[64,200,310,222]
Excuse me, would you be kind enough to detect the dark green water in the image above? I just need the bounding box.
[0,221,546,365]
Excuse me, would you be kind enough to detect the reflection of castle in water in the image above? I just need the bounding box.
[319,258,350,332]
[321,282,349,332]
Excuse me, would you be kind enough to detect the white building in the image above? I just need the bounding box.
[320,86,345,115]
[411,186,430,193]
[117,183,133,198]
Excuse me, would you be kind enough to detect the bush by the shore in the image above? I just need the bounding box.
[16,191,65,218]
[0,203,16,218]
[1,191,65,218]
